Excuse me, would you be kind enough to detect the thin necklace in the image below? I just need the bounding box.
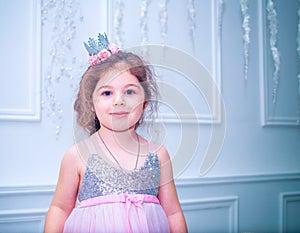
[98,132,140,170]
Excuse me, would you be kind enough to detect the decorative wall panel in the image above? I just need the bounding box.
[0,185,53,232]
[181,196,238,233]
[0,0,41,121]
[107,0,222,124]
[259,0,300,126]
[279,192,300,233]
[0,210,46,233]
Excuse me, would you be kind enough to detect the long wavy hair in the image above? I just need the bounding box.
[74,51,158,135]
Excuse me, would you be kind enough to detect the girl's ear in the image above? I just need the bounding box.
[91,104,95,112]
[143,101,149,109]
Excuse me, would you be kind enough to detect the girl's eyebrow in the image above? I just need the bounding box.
[98,85,112,90]
[96,83,141,92]
[95,85,113,93]
[124,83,142,89]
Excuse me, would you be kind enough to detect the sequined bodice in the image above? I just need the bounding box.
[78,153,160,201]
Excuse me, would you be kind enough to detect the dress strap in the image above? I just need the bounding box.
[148,141,156,154]
[75,136,99,165]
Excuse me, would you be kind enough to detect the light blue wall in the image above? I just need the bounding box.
[0,0,299,232]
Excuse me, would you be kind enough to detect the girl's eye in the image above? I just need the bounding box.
[101,91,112,96]
[125,89,136,95]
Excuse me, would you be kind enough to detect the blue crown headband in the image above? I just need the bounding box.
[84,33,119,66]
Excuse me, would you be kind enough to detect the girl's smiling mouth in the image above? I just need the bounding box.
[110,111,130,117]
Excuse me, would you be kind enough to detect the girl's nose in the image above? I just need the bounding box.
[113,93,125,106]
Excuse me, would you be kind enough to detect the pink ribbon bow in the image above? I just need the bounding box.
[124,194,144,208]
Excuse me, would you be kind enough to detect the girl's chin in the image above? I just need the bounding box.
[100,123,136,133]
[99,116,141,132]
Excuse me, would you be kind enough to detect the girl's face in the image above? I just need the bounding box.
[93,70,146,132]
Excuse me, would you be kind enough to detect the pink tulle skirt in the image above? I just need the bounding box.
[63,194,170,233]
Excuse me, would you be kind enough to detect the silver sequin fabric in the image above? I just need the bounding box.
[78,153,160,201]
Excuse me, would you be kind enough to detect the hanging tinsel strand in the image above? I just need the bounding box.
[297,0,300,123]
[41,0,84,139]
[140,0,151,58]
[159,0,168,45]
[267,0,281,104]
[141,0,151,45]
[114,0,124,48]
[217,0,224,39]
[297,1,300,94]
[240,0,250,80]
[187,0,196,51]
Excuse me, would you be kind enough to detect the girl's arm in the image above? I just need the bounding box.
[44,145,81,233]
[157,146,188,233]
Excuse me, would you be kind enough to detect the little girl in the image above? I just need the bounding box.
[44,33,187,233]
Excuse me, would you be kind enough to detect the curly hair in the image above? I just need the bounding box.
[74,51,158,135]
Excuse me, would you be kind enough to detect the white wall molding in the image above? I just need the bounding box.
[279,191,300,233]
[181,196,238,233]
[0,208,47,223]
[0,185,54,195]
[0,185,54,212]
[0,0,41,121]
[175,172,300,186]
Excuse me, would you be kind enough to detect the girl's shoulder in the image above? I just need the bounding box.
[62,136,96,168]
[61,144,84,169]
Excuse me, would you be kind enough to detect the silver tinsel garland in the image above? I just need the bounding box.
[240,0,250,80]
[114,0,124,48]
[218,0,224,39]
[42,0,84,138]
[140,0,151,45]
[187,0,196,51]
[267,0,281,104]
[159,0,168,44]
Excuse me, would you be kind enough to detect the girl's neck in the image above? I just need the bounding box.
[97,127,143,170]
[98,126,138,145]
